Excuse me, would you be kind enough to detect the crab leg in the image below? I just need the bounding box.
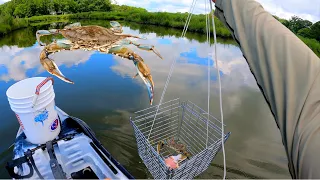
[63,22,81,29]
[36,29,60,46]
[114,33,145,40]
[107,45,154,104]
[40,40,74,84]
[120,40,163,59]
[134,60,154,105]
[132,73,139,78]
[110,21,123,33]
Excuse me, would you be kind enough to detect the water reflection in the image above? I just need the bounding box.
[0,22,290,178]
[0,45,92,82]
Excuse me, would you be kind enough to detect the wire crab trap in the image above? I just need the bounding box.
[130,98,230,179]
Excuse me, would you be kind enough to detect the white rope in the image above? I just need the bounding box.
[182,0,196,36]
[205,0,211,149]
[182,0,197,37]
[147,0,198,140]
[209,1,226,179]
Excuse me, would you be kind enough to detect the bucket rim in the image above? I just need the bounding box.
[8,88,54,105]
[6,77,52,100]
[9,92,55,108]
[10,95,55,113]
[7,85,53,101]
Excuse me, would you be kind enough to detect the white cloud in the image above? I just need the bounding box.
[114,0,319,23]
[0,0,9,4]
[1,0,317,22]
[0,44,93,82]
[257,0,319,22]
[108,27,258,112]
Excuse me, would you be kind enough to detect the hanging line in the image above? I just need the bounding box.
[209,0,226,179]
[205,0,211,149]
[147,0,198,140]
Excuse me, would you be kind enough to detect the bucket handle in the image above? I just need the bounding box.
[32,77,54,108]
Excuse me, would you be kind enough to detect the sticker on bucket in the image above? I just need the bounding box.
[50,119,59,131]
[34,109,49,126]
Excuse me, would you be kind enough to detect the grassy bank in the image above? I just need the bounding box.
[299,36,320,57]
[0,17,28,37]
[27,12,320,57]
[0,21,238,49]
[0,0,319,56]
[28,11,232,38]
[0,10,319,57]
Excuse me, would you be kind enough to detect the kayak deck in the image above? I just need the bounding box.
[9,108,133,179]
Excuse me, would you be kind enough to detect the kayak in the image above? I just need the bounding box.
[5,107,134,179]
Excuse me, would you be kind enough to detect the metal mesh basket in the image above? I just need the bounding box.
[130,98,230,179]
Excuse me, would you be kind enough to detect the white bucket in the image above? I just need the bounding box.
[9,91,55,109]
[6,77,61,144]
[8,85,54,105]
[10,93,55,112]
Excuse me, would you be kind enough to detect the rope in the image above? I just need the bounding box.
[209,1,226,179]
[182,0,197,37]
[205,0,210,149]
[147,0,198,140]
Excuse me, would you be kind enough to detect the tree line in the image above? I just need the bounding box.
[0,0,112,18]
[0,0,318,41]
[274,15,319,41]
[0,0,319,56]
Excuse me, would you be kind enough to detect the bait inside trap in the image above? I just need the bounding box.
[130,98,230,179]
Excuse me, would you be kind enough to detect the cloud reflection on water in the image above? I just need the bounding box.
[109,28,289,178]
[0,25,290,179]
[0,44,93,82]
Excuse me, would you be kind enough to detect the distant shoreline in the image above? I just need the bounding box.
[27,11,233,37]
[0,10,319,57]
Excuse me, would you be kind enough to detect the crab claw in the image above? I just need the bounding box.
[135,60,154,105]
[40,50,74,84]
[138,44,163,59]
[145,75,154,105]
[36,29,59,46]
[110,21,123,33]
[129,42,163,59]
[144,76,154,105]
[108,46,155,105]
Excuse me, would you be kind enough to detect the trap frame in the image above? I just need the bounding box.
[130,98,230,179]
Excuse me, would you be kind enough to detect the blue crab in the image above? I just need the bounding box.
[36,21,163,104]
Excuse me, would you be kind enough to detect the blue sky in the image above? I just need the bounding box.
[0,0,318,22]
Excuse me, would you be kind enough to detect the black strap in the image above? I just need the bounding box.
[6,132,76,179]
[46,141,66,179]
[5,155,34,179]
[25,149,44,179]
[5,149,44,179]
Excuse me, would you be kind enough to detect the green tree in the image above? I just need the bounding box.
[298,27,312,38]
[279,19,289,28]
[77,0,90,12]
[65,0,78,13]
[52,0,62,14]
[288,15,313,34]
[26,0,37,17]
[309,21,320,41]
[2,1,15,16]
[93,0,112,11]
[13,4,27,18]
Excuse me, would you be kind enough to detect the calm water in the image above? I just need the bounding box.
[0,21,291,178]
